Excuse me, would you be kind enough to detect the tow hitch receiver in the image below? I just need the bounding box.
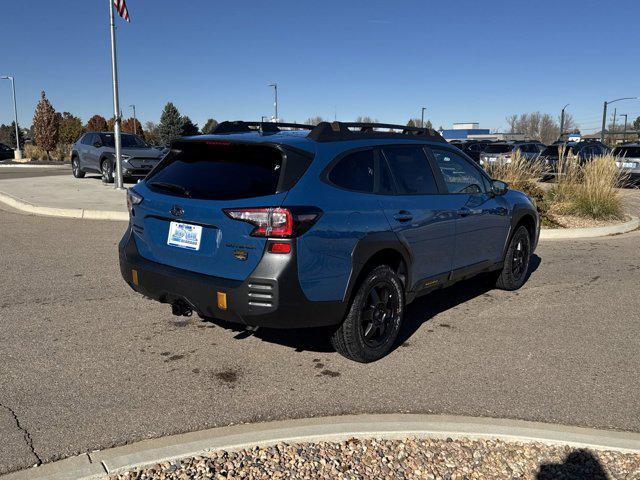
[171,300,193,317]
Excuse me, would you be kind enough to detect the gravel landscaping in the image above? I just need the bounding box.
[110,437,640,479]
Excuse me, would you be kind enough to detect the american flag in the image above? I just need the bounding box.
[113,0,130,22]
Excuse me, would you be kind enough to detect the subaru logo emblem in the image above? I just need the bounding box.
[170,205,184,217]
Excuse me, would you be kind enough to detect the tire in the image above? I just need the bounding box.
[101,158,114,184]
[330,265,404,363]
[71,157,85,178]
[495,225,532,291]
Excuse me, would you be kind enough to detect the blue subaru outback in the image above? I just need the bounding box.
[119,121,539,362]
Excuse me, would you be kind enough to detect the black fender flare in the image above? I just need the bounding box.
[503,205,539,259]
[342,231,414,305]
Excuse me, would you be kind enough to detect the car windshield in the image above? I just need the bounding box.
[541,145,570,156]
[99,133,149,148]
[614,147,640,158]
[483,144,512,154]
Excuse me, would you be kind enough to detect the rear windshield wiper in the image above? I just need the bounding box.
[148,181,191,197]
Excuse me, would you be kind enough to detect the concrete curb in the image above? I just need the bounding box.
[3,414,640,480]
[0,163,69,169]
[0,191,128,222]
[539,215,639,240]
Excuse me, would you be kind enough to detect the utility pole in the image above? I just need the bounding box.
[108,0,124,189]
[1,75,22,160]
[421,107,427,128]
[620,114,628,143]
[129,104,137,135]
[611,108,617,145]
[560,103,569,141]
[269,83,278,121]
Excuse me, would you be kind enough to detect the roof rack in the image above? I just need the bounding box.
[211,121,314,135]
[308,121,446,142]
[208,120,447,143]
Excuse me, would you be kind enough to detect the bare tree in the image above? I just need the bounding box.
[407,118,433,129]
[506,112,562,144]
[355,116,378,124]
[304,116,324,125]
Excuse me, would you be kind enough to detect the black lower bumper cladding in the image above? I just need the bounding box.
[118,227,344,329]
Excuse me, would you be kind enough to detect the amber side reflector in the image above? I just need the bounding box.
[131,269,139,286]
[217,292,227,310]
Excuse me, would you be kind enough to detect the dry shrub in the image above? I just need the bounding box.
[24,142,70,162]
[550,153,626,220]
[484,151,553,223]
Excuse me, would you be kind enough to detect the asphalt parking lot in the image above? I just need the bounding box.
[1,188,640,474]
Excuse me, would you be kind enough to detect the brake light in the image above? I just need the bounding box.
[268,241,292,254]
[224,207,321,237]
[126,189,143,216]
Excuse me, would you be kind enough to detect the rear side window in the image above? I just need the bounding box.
[382,146,438,195]
[484,144,512,154]
[147,143,290,200]
[615,147,640,157]
[81,134,94,145]
[431,149,487,194]
[328,150,374,193]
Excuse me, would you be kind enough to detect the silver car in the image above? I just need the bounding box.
[479,142,541,167]
[71,132,165,183]
[612,143,640,185]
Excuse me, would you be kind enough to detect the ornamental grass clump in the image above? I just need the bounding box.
[568,153,626,220]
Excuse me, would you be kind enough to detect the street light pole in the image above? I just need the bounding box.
[1,75,22,160]
[108,0,124,189]
[421,107,427,128]
[129,104,137,135]
[269,83,278,121]
[600,97,637,144]
[560,103,569,141]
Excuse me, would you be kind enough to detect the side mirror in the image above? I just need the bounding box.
[491,179,508,196]
[93,141,102,148]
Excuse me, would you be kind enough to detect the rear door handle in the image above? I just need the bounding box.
[393,210,413,222]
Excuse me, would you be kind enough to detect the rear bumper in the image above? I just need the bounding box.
[118,227,345,329]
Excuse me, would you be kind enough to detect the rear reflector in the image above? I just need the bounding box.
[131,269,139,286]
[217,292,227,310]
[269,242,291,254]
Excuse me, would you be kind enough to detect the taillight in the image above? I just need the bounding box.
[224,207,321,238]
[127,189,143,216]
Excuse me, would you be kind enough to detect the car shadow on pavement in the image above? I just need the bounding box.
[203,254,541,355]
[536,449,608,480]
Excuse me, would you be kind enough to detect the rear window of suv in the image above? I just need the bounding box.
[483,144,513,154]
[146,142,310,200]
[614,147,640,158]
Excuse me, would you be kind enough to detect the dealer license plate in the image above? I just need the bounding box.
[167,222,202,251]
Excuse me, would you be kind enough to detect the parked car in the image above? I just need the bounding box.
[119,121,540,363]
[71,132,165,183]
[538,140,609,177]
[0,142,14,160]
[479,142,541,166]
[455,140,493,162]
[612,143,640,184]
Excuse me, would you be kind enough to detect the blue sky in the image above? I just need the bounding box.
[2,0,640,133]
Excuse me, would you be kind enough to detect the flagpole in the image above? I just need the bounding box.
[109,0,124,189]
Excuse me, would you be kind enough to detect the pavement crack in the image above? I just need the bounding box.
[0,402,43,466]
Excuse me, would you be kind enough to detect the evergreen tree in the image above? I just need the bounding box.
[57,112,84,144]
[202,118,218,134]
[32,91,59,159]
[0,122,25,148]
[86,115,108,132]
[158,102,183,146]
[181,116,199,136]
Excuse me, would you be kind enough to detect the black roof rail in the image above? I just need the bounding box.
[211,121,315,135]
[307,121,447,143]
